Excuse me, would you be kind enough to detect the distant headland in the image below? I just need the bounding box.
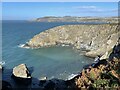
[30,16,119,23]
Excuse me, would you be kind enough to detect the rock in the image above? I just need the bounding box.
[100,52,109,60]
[2,80,12,90]
[26,24,119,58]
[39,77,47,86]
[67,74,78,80]
[0,64,2,71]
[0,64,2,82]
[39,77,47,81]
[70,43,120,89]
[43,80,55,90]
[12,64,31,85]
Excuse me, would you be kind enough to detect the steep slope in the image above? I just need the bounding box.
[25,23,119,57]
[66,40,120,89]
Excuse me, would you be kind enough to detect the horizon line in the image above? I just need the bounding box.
[2,16,119,20]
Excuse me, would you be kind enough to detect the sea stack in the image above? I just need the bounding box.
[12,64,32,85]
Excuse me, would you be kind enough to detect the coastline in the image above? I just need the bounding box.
[24,23,119,58]
[33,16,118,24]
[2,39,120,89]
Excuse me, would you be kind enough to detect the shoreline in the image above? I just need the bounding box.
[2,41,120,89]
[24,23,119,58]
[2,22,120,89]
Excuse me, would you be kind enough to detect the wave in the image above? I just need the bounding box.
[0,61,5,65]
[18,44,30,49]
[67,73,78,80]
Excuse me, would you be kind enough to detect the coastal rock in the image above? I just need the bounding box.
[39,77,47,81]
[42,79,67,90]
[43,80,55,90]
[0,64,2,71]
[12,64,31,85]
[100,51,110,60]
[26,24,119,57]
[39,77,47,87]
[2,80,12,90]
[67,42,120,89]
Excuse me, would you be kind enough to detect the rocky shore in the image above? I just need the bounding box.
[24,23,119,58]
[2,39,120,90]
[2,22,120,89]
[66,40,120,89]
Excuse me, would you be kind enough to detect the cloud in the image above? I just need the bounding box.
[73,6,97,9]
[72,5,118,13]
[66,5,118,17]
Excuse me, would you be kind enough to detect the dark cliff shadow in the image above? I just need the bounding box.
[109,44,120,60]
[2,67,33,90]
[2,66,71,90]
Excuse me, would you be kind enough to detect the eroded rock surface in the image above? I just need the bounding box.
[25,24,119,58]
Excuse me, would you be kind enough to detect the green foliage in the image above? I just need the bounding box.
[93,79,110,88]
[90,72,96,80]
[110,80,119,88]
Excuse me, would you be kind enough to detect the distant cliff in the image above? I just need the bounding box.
[32,16,118,23]
[25,23,119,58]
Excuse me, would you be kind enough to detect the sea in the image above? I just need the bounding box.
[2,20,95,85]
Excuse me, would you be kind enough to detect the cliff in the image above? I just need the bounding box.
[67,41,120,89]
[25,23,119,58]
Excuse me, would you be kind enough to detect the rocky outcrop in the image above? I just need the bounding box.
[25,23,119,58]
[12,64,32,85]
[66,42,120,89]
[39,79,67,90]
[2,80,12,90]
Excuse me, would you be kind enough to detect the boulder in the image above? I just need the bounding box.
[12,64,31,85]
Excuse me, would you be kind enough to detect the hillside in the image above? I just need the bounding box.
[33,16,118,23]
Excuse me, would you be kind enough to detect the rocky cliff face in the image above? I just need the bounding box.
[25,23,119,58]
[66,41,120,89]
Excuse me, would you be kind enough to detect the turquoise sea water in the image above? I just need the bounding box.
[2,20,94,81]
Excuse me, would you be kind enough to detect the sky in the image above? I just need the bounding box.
[2,0,120,2]
[2,2,118,20]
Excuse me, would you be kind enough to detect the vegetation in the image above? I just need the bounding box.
[67,43,120,89]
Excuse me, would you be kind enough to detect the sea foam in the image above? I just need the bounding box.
[18,44,30,49]
[67,74,78,80]
[0,61,5,65]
